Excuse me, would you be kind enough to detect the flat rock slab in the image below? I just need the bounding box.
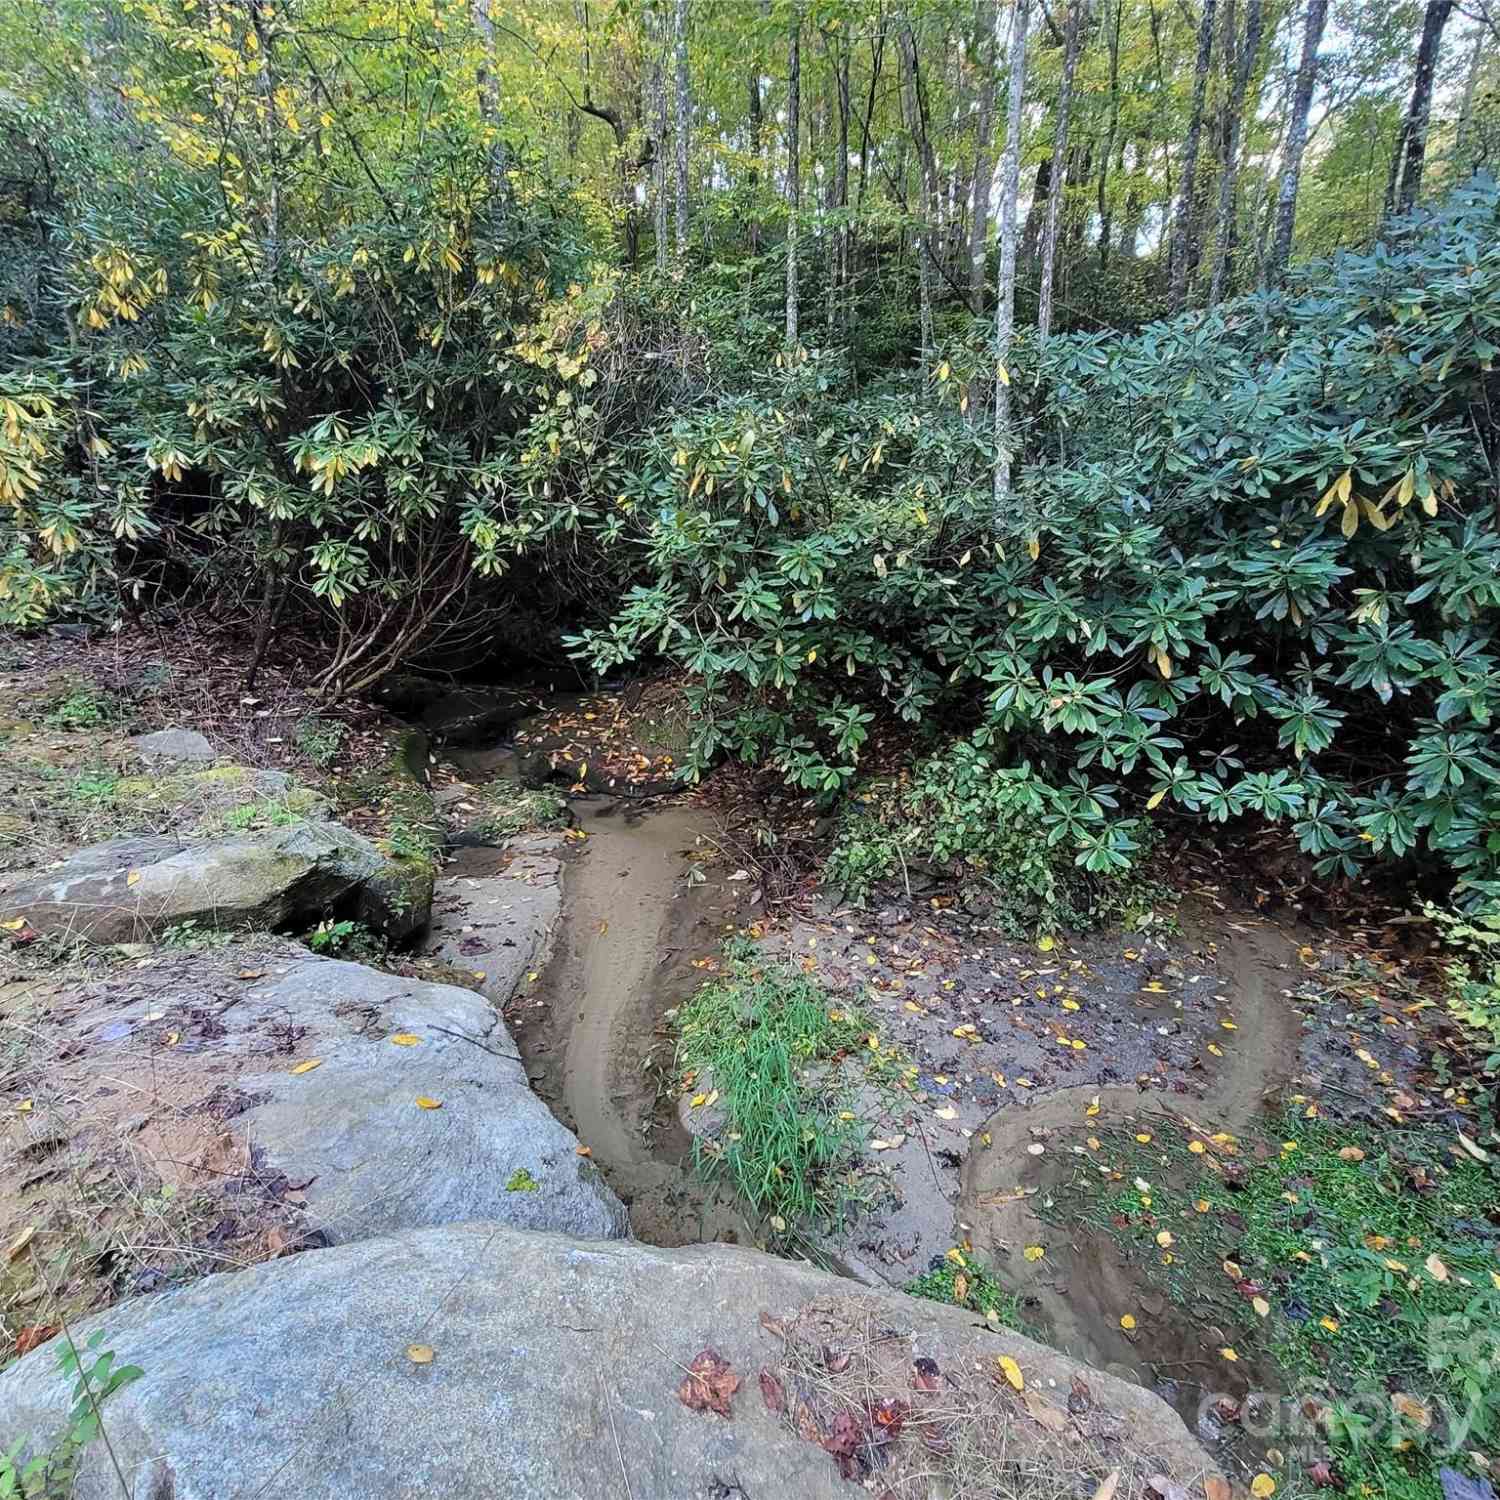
[0,1223,1215,1500]
[424,833,564,1004]
[35,950,626,1248]
[0,821,428,943]
[128,727,216,763]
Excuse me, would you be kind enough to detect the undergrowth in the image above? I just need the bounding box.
[905,1252,1025,1332]
[1045,1110,1500,1500]
[675,941,867,1239]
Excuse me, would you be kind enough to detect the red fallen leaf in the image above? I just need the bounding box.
[1235,1279,1266,1301]
[677,1348,739,1417]
[823,1345,852,1374]
[792,1397,823,1444]
[1307,1461,1344,1489]
[15,1324,58,1356]
[1110,1213,1131,1229]
[759,1368,786,1414]
[912,1356,942,1392]
[759,1309,787,1339]
[1214,1397,1243,1425]
[821,1410,865,1480]
[870,1397,908,1440]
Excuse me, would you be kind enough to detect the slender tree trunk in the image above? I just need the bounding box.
[1097,0,1123,273]
[831,35,851,336]
[994,0,1030,517]
[786,10,801,344]
[968,0,999,312]
[1207,0,1264,301]
[899,16,938,368]
[1036,0,1084,341]
[1267,0,1327,284]
[672,0,690,261]
[1167,0,1217,311]
[748,55,763,256]
[1388,0,1456,217]
[1455,22,1485,163]
[652,9,669,272]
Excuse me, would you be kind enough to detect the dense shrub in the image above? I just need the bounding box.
[579,180,1500,904]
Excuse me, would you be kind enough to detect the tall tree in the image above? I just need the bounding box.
[1167,0,1217,312]
[786,7,801,344]
[1095,0,1124,274]
[898,15,938,366]
[672,0,690,260]
[653,13,670,272]
[994,0,1030,515]
[1206,0,1264,301]
[1267,0,1328,284]
[1387,0,1457,217]
[1036,0,1085,341]
[968,0,999,312]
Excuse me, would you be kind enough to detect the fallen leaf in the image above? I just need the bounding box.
[1306,1461,1343,1490]
[406,1344,435,1364]
[1425,1253,1449,1283]
[389,1033,421,1046]
[1119,1314,1137,1331]
[952,1273,969,1304]
[415,1096,442,1109]
[14,1324,57,1356]
[870,1135,906,1151]
[576,1145,592,1157]
[1148,1476,1190,1500]
[1,917,26,931]
[1250,1476,1276,1499]
[1156,1231,1174,1249]
[290,1059,322,1075]
[1094,1471,1121,1500]
[758,1367,785,1413]
[1456,1132,1490,1163]
[1023,1244,1045,1262]
[7,1227,36,1261]
[1253,1297,1271,1317]
[1189,1140,1207,1154]
[1023,1389,1070,1434]
[1319,1317,1340,1334]
[1391,1393,1432,1428]
[678,1348,739,1417]
[912,1356,942,1392]
[1220,1347,1239,1362]
[1205,1477,1231,1500]
[1038,936,1056,952]
[997,1354,1024,1390]
[126,869,142,886]
[1337,1146,1365,1162]
[236,968,266,980]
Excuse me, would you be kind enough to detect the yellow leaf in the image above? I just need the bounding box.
[1320,1317,1340,1333]
[1146,787,1167,810]
[1086,1095,1100,1117]
[1155,1231,1174,1248]
[1341,501,1359,539]
[14,1100,32,1114]
[1119,1314,1136,1330]
[1195,1199,1210,1213]
[996,362,1011,387]
[1253,1296,1270,1317]
[689,1093,708,1108]
[126,869,142,886]
[1135,1132,1153,1144]
[406,1344,435,1364]
[1,916,25,931]
[290,1059,322,1075]
[997,1355,1024,1390]
[1189,1140,1206,1154]
[1037,935,1055,952]
[1023,1244,1045,1262]
[1027,536,1040,561]
[1220,1347,1239,1362]
[1250,1475,1276,1499]
[389,1033,422,1046]
[415,1096,442,1110]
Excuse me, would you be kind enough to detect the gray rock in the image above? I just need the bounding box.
[424,834,563,1004]
[0,822,417,944]
[64,952,627,1245]
[128,728,216,763]
[0,1224,1213,1500]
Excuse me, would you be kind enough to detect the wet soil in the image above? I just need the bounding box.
[503,794,755,1246]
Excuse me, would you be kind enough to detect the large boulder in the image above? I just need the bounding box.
[17,950,626,1249]
[0,1224,1215,1500]
[127,727,216,764]
[0,822,428,944]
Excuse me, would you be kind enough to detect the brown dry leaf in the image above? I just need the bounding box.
[1337,1146,1365,1162]
[1205,1476,1231,1500]
[7,1226,36,1261]
[678,1348,739,1417]
[758,1310,787,1340]
[406,1344,435,1364]
[1093,1472,1121,1500]
[15,1325,57,1357]
[912,1357,942,1392]
[1148,1475,1190,1500]
[1424,1253,1449,1283]
[575,1145,592,1157]
[236,968,266,980]
[952,1273,969,1305]
[758,1367,785,1414]
[1390,1393,1432,1428]
[1023,1389,1070,1434]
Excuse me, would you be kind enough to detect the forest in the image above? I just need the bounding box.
[3,2,1500,1496]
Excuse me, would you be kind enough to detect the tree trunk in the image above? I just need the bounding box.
[1096,0,1123,273]
[899,16,938,368]
[831,34,851,336]
[994,0,1030,517]
[1206,0,1264,301]
[1267,0,1327,284]
[1167,0,1217,312]
[653,11,669,272]
[672,0,690,261]
[1388,0,1456,217]
[1036,0,1084,341]
[968,0,999,312]
[748,54,763,256]
[786,10,801,344]
[1019,158,1050,264]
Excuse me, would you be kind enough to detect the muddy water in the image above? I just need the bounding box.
[507,795,754,1246]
